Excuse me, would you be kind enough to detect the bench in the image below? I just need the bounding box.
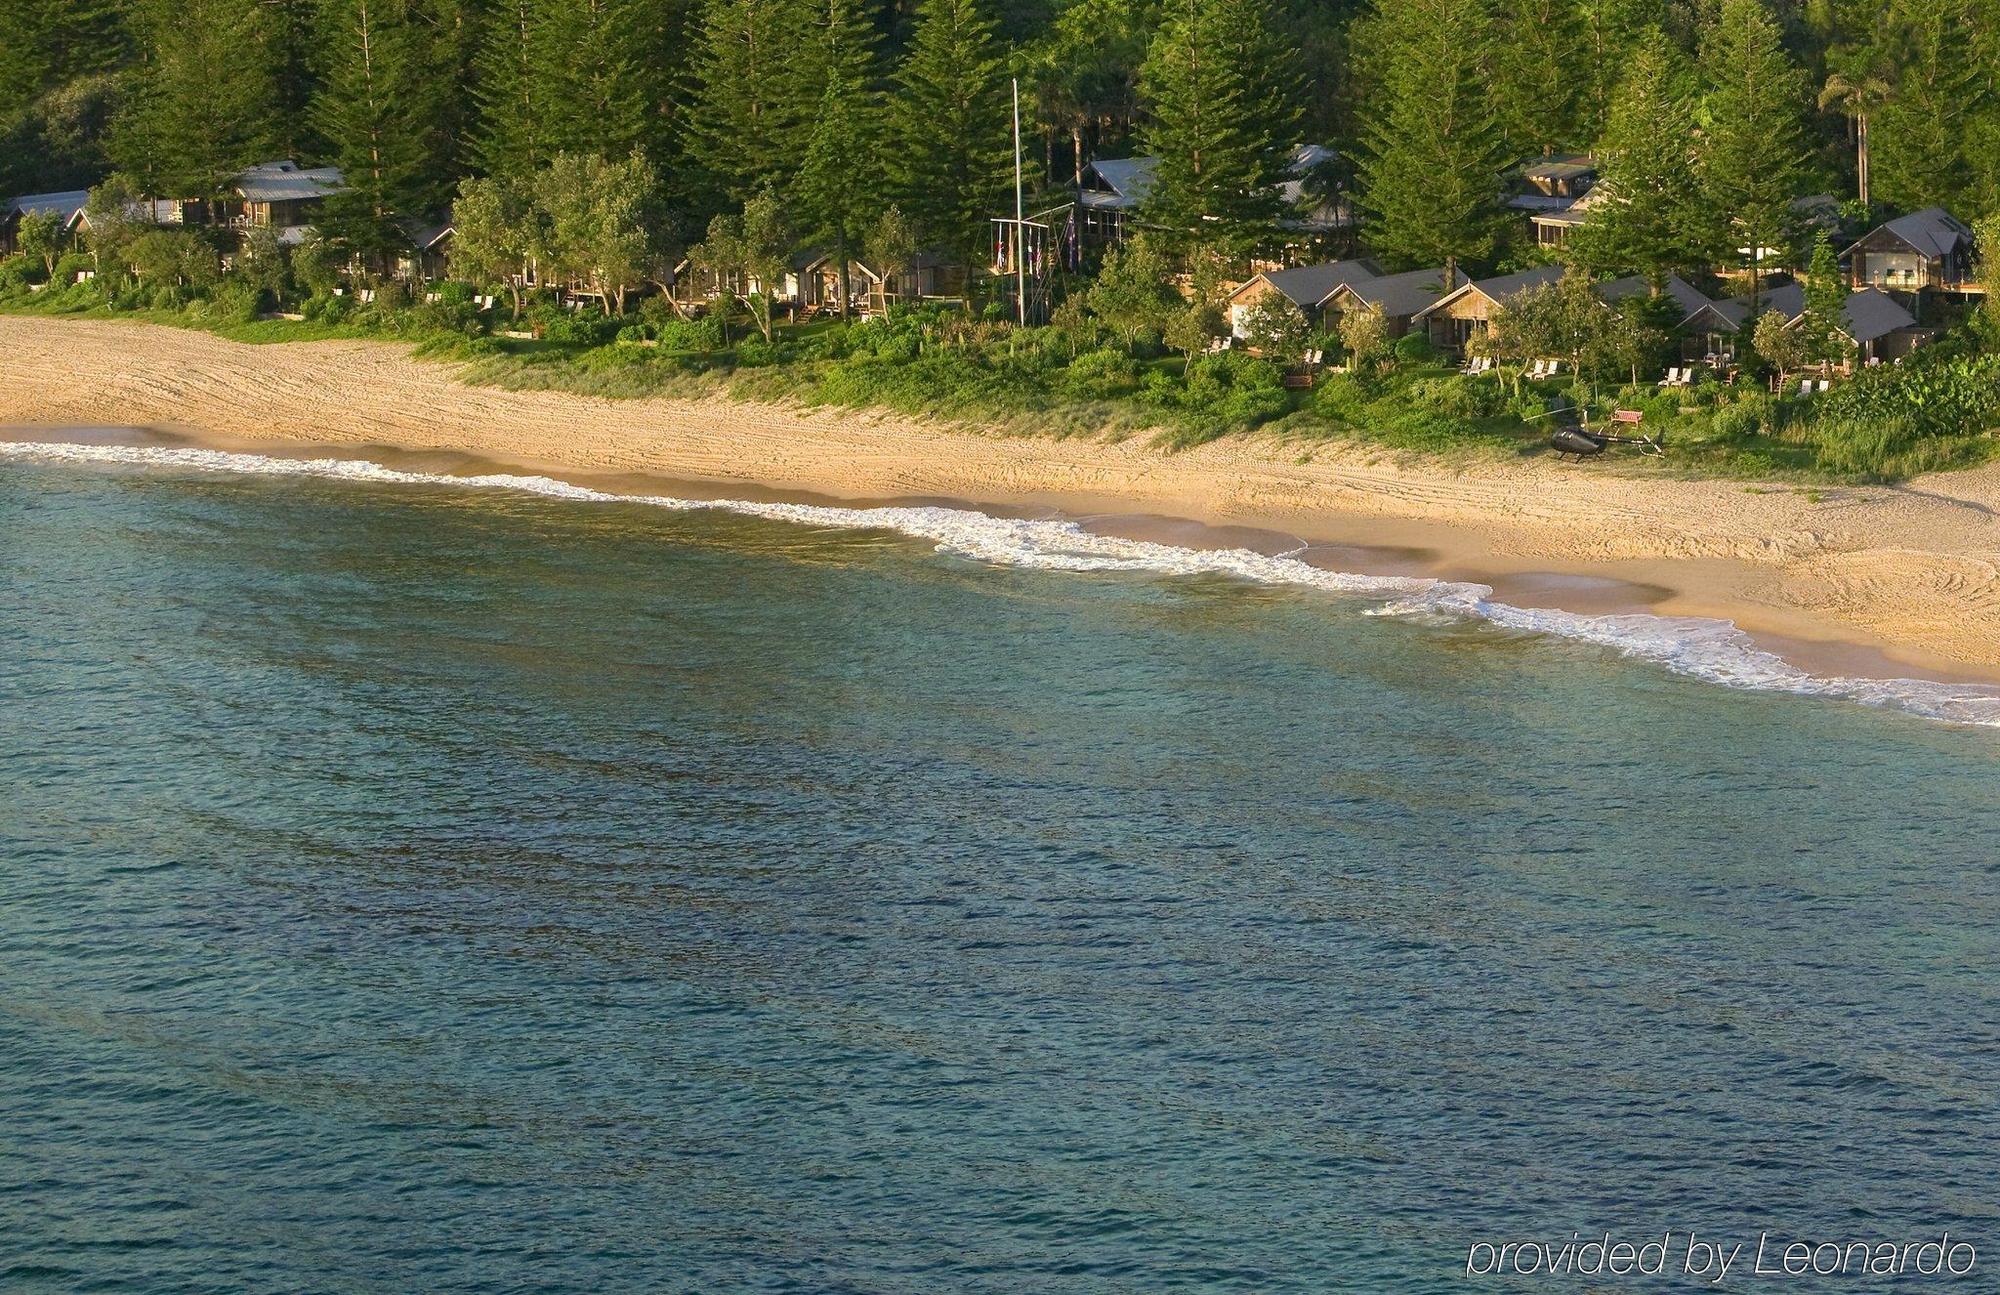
[1609,409,1644,426]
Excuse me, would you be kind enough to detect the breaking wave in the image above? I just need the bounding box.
[7,438,1999,728]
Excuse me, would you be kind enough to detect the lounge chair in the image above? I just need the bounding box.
[1658,366,1681,387]
[1817,379,1830,394]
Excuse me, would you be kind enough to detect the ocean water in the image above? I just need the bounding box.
[3,445,1999,1293]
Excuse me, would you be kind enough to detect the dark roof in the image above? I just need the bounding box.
[1592,274,1653,305]
[1591,273,1714,321]
[1337,265,1466,317]
[1834,287,1917,343]
[1695,280,1817,332]
[5,189,89,220]
[1467,265,1565,302]
[1243,258,1383,308]
[1844,206,1974,261]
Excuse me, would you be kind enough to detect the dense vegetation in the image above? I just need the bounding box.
[4,0,2000,480]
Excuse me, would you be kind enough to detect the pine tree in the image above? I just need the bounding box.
[0,0,127,121]
[1800,229,1851,368]
[794,2,884,317]
[401,0,486,209]
[882,0,1012,271]
[532,0,656,159]
[1868,0,1986,211]
[112,0,279,200]
[474,0,547,176]
[1136,0,1302,259]
[1354,0,1512,277]
[314,0,431,261]
[1573,0,1669,142]
[1699,0,1810,304]
[1489,0,1588,157]
[682,0,804,210]
[476,0,662,177]
[1567,36,1715,286]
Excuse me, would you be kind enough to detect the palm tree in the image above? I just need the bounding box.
[1819,69,1892,207]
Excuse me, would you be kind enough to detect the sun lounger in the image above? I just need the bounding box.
[1817,379,1830,393]
[1797,378,1812,396]
[1658,367,1681,387]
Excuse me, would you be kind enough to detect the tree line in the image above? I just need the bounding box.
[4,0,1999,291]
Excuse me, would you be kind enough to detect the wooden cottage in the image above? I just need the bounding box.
[0,189,88,255]
[1680,279,1929,365]
[1321,266,1466,340]
[1841,207,1979,296]
[1225,258,1383,336]
[1417,266,1564,353]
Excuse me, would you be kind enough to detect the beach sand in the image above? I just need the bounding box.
[5,314,1998,683]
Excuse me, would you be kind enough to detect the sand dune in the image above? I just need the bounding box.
[4,315,1999,679]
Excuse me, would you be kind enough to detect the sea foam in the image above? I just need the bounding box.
[7,438,1999,728]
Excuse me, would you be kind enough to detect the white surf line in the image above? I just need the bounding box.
[7,438,2000,729]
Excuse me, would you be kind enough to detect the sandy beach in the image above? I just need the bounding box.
[4,314,1998,683]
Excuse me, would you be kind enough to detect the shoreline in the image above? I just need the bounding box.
[5,315,2000,687]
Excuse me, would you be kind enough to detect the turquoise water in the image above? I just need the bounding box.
[4,449,1999,1292]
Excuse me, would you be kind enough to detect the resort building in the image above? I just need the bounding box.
[0,189,89,255]
[1842,207,1981,298]
[1320,265,1466,339]
[147,160,347,244]
[1418,266,1566,353]
[1224,258,1383,335]
[1075,144,1350,247]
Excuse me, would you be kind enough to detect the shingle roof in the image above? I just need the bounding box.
[1710,284,1918,342]
[1591,273,1715,321]
[1592,274,1653,305]
[1848,206,1974,261]
[1245,258,1383,308]
[5,189,89,220]
[1836,287,1917,343]
[1467,265,1565,302]
[1338,265,1466,317]
[234,161,346,203]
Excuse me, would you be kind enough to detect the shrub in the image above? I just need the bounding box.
[528,303,618,346]
[1816,349,2000,438]
[207,276,264,324]
[1708,397,1772,440]
[1312,373,1379,424]
[302,292,351,325]
[733,337,781,367]
[1392,332,1438,364]
[1407,375,1504,419]
[0,258,35,297]
[1058,347,1141,399]
[52,251,94,284]
[655,315,725,354]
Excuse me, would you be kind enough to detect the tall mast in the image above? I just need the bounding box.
[1013,77,1026,327]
